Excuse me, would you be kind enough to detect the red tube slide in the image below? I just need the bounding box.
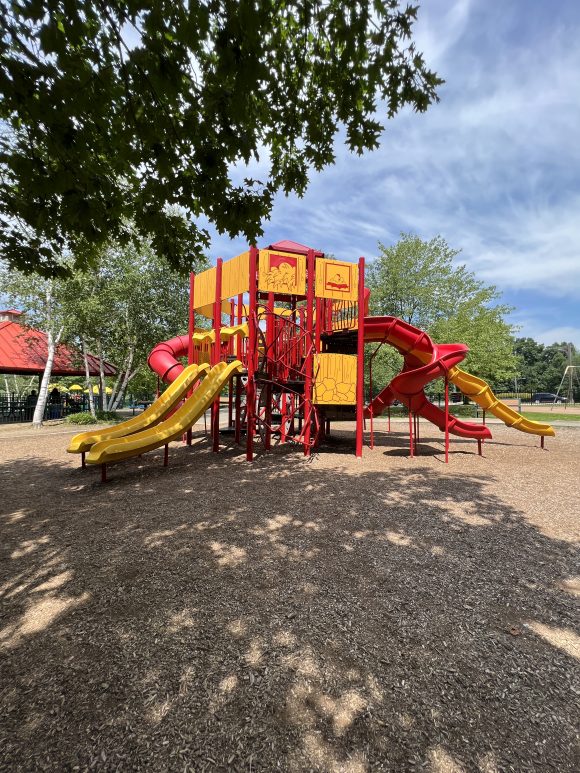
[364,316,491,440]
[148,334,189,383]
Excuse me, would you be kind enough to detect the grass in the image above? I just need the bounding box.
[522,411,580,422]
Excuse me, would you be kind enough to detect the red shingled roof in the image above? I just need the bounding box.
[0,319,116,376]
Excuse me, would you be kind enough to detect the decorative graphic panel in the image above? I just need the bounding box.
[313,353,357,405]
[315,258,358,301]
[258,251,306,295]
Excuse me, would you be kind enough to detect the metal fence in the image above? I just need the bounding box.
[0,395,91,424]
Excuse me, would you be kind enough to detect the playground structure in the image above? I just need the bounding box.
[68,240,554,478]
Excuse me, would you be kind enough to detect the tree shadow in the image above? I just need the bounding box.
[0,431,578,771]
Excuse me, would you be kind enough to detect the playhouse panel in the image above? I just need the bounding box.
[315,259,358,301]
[313,353,357,404]
[258,251,306,295]
[222,251,250,300]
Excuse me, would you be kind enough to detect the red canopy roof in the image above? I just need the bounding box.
[268,239,324,257]
[0,319,116,377]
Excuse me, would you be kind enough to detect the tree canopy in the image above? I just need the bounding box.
[512,338,578,396]
[367,234,518,384]
[0,1,442,278]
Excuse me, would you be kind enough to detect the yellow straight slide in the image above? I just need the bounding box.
[86,360,243,465]
[67,363,210,454]
[449,366,555,437]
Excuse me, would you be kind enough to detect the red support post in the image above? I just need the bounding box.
[409,410,414,458]
[444,376,450,463]
[211,258,223,453]
[187,272,196,446]
[355,257,365,458]
[303,249,316,456]
[264,292,274,450]
[246,247,258,461]
[478,438,482,456]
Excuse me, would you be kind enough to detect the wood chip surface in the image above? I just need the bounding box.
[0,420,578,771]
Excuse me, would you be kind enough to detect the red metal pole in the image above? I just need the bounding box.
[408,409,414,458]
[234,294,243,445]
[264,292,274,450]
[387,405,391,433]
[187,271,196,446]
[228,300,235,427]
[355,257,365,458]
[211,258,223,453]
[303,249,316,456]
[444,376,449,463]
[188,272,195,367]
[246,247,258,461]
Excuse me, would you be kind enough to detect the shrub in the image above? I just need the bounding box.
[96,410,121,422]
[66,410,121,425]
[66,412,97,425]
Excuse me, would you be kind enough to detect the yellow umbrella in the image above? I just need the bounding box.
[83,385,114,395]
[69,384,83,391]
[48,383,68,392]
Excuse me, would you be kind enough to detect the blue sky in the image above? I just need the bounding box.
[203,0,580,347]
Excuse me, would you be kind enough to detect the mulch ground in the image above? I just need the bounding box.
[0,420,579,772]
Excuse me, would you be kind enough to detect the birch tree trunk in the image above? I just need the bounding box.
[3,377,11,410]
[98,340,105,412]
[111,347,135,410]
[81,338,97,419]
[32,283,64,428]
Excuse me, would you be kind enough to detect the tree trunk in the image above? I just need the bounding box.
[3,377,11,410]
[111,346,135,410]
[98,340,105,412]
[82,338,97,419]
[32,328,59,427]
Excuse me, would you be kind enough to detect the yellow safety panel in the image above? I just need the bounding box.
[315,258,358,301]
[193,266,216,309]
[258,250,306,295]
[313,353,357,405]
[222,251,250,300]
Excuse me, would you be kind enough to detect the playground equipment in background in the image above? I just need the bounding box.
[68,239,554,478]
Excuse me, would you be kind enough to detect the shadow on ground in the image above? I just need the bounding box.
[0,431,578,771]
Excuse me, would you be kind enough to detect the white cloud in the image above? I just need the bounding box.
[202,0,580,342]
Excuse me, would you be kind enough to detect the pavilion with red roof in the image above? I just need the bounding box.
[0,310,115,382]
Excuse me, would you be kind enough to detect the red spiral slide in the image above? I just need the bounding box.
[364,316,492,440]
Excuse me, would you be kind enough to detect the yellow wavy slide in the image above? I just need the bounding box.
[449,366,555,437]
[85,360,243,465]
[67,363,210,454]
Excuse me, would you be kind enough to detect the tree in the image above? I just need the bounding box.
[0,267,70,426]
[61,236,209,409]
[513,338,579,395]
[0,1,442,278]
[367,234,518,384]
